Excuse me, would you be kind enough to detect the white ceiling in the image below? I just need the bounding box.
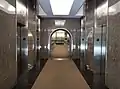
[37,0,84,18]
[50,0,75,15]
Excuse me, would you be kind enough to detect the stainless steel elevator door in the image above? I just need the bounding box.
[93,25,107,85]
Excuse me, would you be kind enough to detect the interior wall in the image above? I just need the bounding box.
[0,8,16,89]
[84,0,95,69]
[40,18,81,59]
[106,0,120,88]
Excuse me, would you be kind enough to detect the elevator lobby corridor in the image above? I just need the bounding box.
[1,0,120,89]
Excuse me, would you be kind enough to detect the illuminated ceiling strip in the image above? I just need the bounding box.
[50,0,74,15]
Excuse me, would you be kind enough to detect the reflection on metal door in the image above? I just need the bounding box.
[100,25,107,82]
[17,23,28,87]
[80,19,86,71]
[86,27,94,68]
[93,24,107,85]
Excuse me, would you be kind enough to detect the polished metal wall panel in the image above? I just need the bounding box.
[16,0,28,88]
[40,28,49,58]
[17,25,28,88]
[86,28,94,67]
[76,29,81,59]
[80,19,86,70]
[72,29,77,59]
[93,1,108,88]
[28,30,35,67]
[16,0,28,26]
[93,27,103,72]
[28,5,37,67]
[81,0,95,71]
[94,0,108,85]
[85,0,95,68]
[35,18,41,70]
[82,0,108,88]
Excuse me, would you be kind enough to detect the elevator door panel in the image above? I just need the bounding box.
[93,25,107,86]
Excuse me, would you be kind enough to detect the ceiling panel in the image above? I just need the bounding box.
[69,0,84,15]
[38,0,85,17]
[38,0,53,15]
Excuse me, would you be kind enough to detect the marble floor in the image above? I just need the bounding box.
[31,59,90,89]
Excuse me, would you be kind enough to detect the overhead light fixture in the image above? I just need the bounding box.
[55,20,66,26]
[50,0,74,15]
[55,58,64,60]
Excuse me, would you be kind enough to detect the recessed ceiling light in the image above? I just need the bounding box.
[50,0,74,15]
[55,20,66,26]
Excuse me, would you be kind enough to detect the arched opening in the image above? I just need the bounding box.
[48,28,73,57]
